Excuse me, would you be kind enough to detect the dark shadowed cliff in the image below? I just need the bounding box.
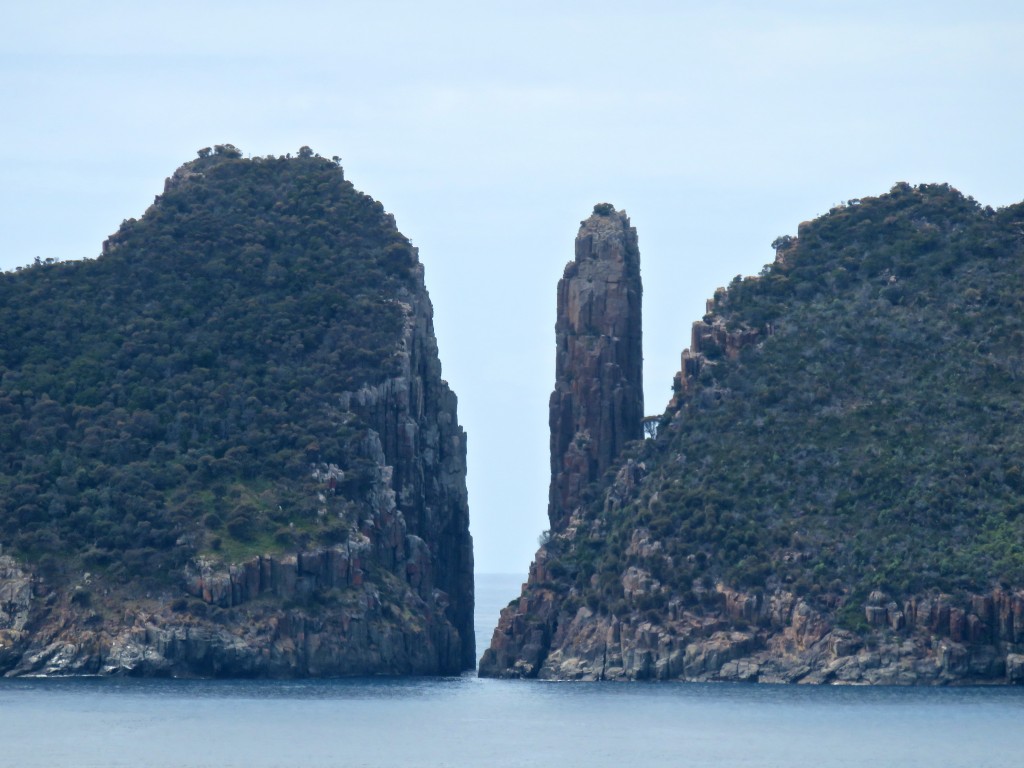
[0,145,474,677]
[482,184,1024,684]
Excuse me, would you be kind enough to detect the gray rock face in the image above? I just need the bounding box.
[482,537,1024,683]
[1,543,463,678]
[0,554,33,670]
[0,265,474,678]
[343,275,475,670]
[548,205,643,530]
[480,206,643,677]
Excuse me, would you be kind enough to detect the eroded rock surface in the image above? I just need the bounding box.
[484,565,1024,684]
[481,205,642,677]
[548,205,643,530]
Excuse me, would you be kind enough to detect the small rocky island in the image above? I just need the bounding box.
[482,188,1024,684]
[0,146,474,677]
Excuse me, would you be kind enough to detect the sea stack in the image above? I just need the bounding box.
[548,204,644,530]
[479,204,642,677]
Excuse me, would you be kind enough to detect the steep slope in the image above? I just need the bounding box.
[481,183,1024,684]
[0,145,474,677]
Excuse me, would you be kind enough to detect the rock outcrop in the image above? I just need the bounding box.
[340,273,475,671]
[480,204,642,677]
[0,148,473,677]
[0,544,465,677]
[488,578,1024,684]
[548,204,643,530]
[480,502,1024,684]
[482,183,1024,684]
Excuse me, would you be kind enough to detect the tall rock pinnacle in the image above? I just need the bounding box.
[548,204,643,530]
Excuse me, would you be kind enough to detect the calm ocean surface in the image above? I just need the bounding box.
[1,573,1022,768]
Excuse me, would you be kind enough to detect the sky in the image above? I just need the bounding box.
[3,1,1024,575]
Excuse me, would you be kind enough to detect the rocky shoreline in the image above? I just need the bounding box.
[482,566,1024,684]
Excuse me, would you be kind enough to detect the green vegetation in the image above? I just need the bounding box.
[548,183,1024,616]
[0,147,419,588]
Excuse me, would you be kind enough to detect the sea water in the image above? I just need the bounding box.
[0,574,1022,768]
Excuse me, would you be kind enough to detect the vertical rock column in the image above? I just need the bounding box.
[548,205,643,530]
[478,205,644,678]
[351,267,475,672]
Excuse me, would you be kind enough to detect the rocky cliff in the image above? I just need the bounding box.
[482,183,1024,684]
[0,145,473,677]
[480,204,643,676]
[548,205,644,530]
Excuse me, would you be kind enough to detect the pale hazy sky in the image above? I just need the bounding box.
[3,1,1023,574]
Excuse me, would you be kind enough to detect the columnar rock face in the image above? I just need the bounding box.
[479,205,643,677]
[548,205,643,530]
[345,278,476,671]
